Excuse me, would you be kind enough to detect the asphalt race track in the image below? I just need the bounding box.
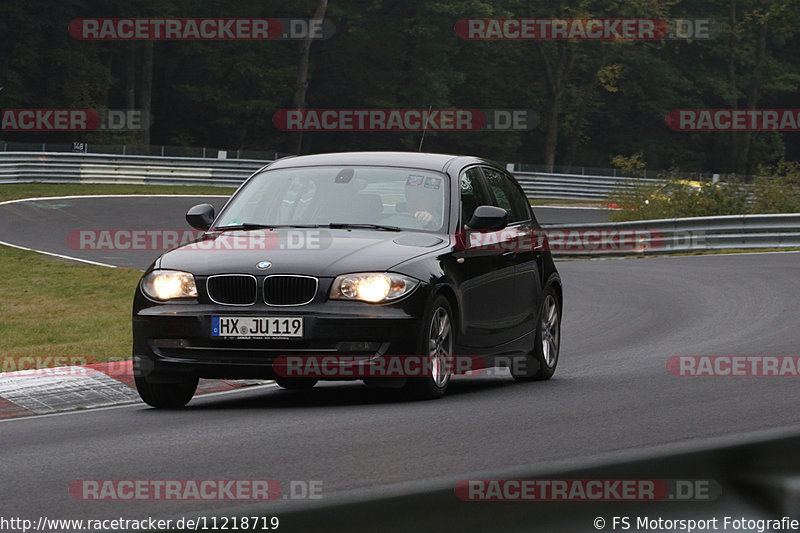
[2,196,799,526]
[0,196,232,269]
[0,196,609,270]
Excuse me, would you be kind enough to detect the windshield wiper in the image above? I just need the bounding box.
[213,223,320,231]
[327,223,402,232]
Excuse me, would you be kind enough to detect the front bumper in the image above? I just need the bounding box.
[133,284,430,380]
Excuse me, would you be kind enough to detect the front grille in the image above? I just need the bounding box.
[207,275,257,305]
[264,275,318,306]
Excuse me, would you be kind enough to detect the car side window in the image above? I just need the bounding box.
[459,167,492,227]
[481,167,530,223]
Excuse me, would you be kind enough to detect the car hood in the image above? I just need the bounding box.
[156,229,447,277]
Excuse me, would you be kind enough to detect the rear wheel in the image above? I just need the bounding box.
[403,295,455,400]
[134,374,198,408]
[512,287,560,381]
[275,377,318,390]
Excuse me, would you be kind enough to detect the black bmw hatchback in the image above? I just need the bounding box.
[133,152,562,407]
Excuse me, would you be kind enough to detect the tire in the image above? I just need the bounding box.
[134,373,198,408]
[275,377,318,390]
[513,287,560,382]
[403,295,456,400]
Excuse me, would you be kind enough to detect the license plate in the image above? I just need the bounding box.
[212,317,303,338]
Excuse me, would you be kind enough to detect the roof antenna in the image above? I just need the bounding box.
[418,105,432,152]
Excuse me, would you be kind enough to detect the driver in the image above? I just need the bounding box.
[405,182,442,229]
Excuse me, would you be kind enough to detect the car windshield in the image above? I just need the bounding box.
[214,165,449,232]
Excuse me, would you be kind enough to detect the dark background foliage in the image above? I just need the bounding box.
[2,0,799,173]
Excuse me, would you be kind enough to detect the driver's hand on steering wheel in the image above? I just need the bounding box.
[414,210,436,228]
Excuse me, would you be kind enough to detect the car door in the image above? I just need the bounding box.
[479,166,542,349]
[448,166,520,350]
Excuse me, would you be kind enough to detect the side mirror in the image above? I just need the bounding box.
[186,203,215,230]
[466,205,508,231]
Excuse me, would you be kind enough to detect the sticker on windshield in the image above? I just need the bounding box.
[406,175,424,186]
[424,177,441,189]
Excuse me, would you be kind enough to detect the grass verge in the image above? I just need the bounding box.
[0,183,228,363]
[0,245,142,361]
[0,183,237,203]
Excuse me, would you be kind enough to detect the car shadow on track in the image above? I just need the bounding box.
[164,376,530,411]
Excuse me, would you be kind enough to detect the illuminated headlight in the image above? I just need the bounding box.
[330,273,419,303]
[141,270,198,301]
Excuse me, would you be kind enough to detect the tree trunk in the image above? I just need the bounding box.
[735,20,768,174]
[538,40,574,172]
[125,44,136,111]
[563,51,609,170]
[727,0,739,172]
[139,41,154,146]
[289,0,328,155]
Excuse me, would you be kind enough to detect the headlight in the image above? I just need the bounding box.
[141,270,198,301]
[330,273,419,303]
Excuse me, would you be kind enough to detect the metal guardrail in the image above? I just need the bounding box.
[0,152,660,198]
[0,152,269,188]
[513,170,662,201]
[543,213,800,255]
[3,152,798,255]
[0,140,287,160]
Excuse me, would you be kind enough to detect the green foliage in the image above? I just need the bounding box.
[758,160,800,184]
[750,160,800,213]
[0,0,799,170]
[750,179,800,214]
[609,179,749,221]
[611,152,646,177]
[609,164,800,220]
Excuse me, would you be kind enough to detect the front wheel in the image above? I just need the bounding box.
[134,373,199,408]
[403,295,456,400]
[513,288,560,381]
